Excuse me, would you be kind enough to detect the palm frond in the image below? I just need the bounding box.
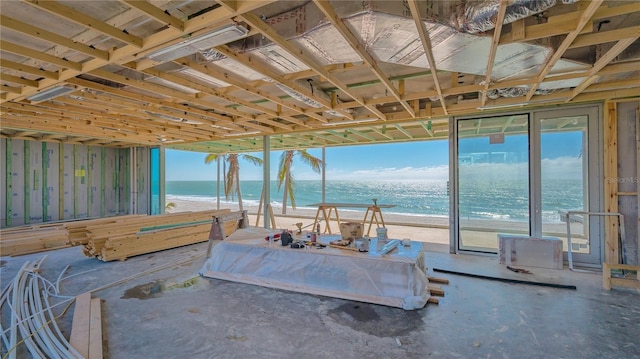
[241,154,263,166]
[297,150,323,174]
[204,153,221,164]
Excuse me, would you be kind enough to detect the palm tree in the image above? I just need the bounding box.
[205,153,262,211]
[277,149,322,214]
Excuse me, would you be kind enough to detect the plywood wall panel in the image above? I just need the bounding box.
[103,147,118,216]
[28,141,43,223]
[1,138,8,227]
[89,147,102,217]
[117,148,129,214]
[74,145,89,218]
[1,140,139,227]
[10,140,25,226]
[617,101,639,265]
[62,144,75,219]
[44,142,60,221]
[136,147,149,214]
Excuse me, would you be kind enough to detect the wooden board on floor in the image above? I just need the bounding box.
[89,298,103,359]
[70,292,91,358]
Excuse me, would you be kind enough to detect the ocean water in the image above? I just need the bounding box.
[166,179,583,222]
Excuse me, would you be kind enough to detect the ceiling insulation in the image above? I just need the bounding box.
[0,0,638,151]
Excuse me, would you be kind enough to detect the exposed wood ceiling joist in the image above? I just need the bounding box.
[0,0,637,152]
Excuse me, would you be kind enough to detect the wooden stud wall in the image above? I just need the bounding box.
[616,101,640,266]
[603,100,640,267]
[604,101,619,264]
[0,139,142,228]
[1,139,8,226]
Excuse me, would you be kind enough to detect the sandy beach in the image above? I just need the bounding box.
[167,198,451,245]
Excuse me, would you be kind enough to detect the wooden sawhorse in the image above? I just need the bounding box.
[363,205,386,237]
[313,204,341,234]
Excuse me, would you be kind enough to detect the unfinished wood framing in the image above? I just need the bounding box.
[603,262,640,290]
[603,101,619,264]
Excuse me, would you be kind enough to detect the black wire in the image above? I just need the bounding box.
[433,268,577,290]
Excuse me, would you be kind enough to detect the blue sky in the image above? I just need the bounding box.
[166,140,450,181]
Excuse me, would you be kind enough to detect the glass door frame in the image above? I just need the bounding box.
[450,104,603,266]
[531,105,602,266]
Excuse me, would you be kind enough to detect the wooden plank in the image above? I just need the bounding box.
[24,0,144,47]
[427,276,450,284]
[610,277,640,289]
[604,102,619,264]
[511,19,525,41]
[428,285,445,297]
[89,298,103,359]
[70,292,91,359]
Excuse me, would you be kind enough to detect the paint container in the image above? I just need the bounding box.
[369,236,378,255]
[376,227,388,242]
[310,232,316,243]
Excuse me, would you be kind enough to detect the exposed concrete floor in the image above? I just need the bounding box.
[2,242,639,359]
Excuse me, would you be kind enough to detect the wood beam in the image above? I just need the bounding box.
[408,0,448,115]
[121,0,184,31]
[526,0,604,101]
[0,15,109,60]
[567,37,639,101]
[569,26,640,49]
[480,2,507,106]
[0,59,59,80]
[313,0,415,118]
[0,40,83,72]
[0,74,39,87]
[175,57,323,124]
[239,12,386,120]
[603,101,619,264]
[499,2,640,45]
[21,0,144,47]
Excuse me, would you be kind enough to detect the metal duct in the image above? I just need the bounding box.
[198,3,589,104]
[450,0,559,34]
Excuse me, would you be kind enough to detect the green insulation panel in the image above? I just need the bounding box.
[27,141,43,223]
[1,138,9,227]
[62,144,75,220]
[44,142,60,221]
[89,146,102,217]
[0,139,138,227]
[10,140,25,225]
[103,147,119,216]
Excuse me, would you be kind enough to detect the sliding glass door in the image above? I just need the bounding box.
[452,106,601,265]
[456,115,530,252]
[533,106,601,264]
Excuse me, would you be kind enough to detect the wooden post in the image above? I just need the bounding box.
[604,101,619,264]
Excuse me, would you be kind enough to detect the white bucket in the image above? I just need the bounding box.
[376,227,388,241]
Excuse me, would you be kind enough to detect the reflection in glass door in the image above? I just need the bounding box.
[534,107,600,265]
[457,115,530,252]
[453,106,601,265]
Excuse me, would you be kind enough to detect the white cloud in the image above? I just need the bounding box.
[326,164,449,181]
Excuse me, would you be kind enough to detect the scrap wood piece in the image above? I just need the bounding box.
[427,276,450,284]
[71,293,103,359]
[427,296,440,305]
[329,244,360,251]
[70,292,91,358]
[507,266,532,274]
[428,285,445,297]
[603,262,640,290]
[89,298,103,359]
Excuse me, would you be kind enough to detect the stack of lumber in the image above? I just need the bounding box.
[0,224,70,256]
[65,215,147,245]
[82,209,237,261]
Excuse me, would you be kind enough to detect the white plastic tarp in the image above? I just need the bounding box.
[200,227,429,310]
